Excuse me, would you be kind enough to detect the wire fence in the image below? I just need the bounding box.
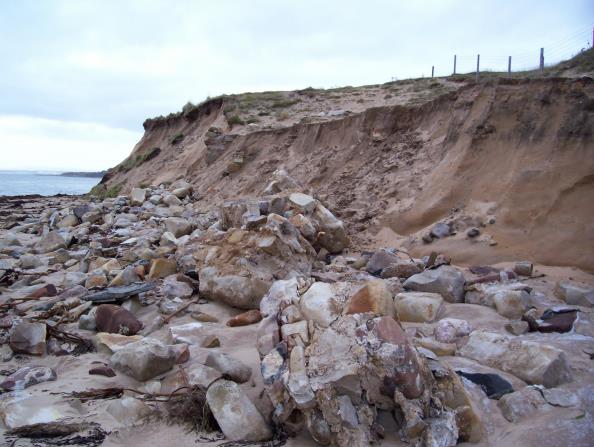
[425,24,593,78]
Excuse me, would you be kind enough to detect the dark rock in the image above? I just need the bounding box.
[466,227,480,238]
[366,249,400,276]
[89,366,116,377]
[430,222,451,239]
[456,371,513,399]
[95,304,142,335]
[84,282,155,303]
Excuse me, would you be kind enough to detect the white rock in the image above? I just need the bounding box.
[130,188,147,206]
[300,282,340,327]
[206,379,272,442]
[394,292,444,323]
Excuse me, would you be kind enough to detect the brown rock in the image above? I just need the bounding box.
[27,284,58,299]
[227,310,263,327]
[344,280,394,316]
[9,322,47,355]
[89,366,116,377]
[147,258,177,279]
[95,304,142,335]
[380,262,422,279]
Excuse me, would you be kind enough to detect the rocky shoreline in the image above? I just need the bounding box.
[1,172,593,446]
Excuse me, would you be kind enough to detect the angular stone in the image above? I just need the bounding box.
[381,261,422,279]
[458,331,572,387]
[19,254,42,269]
[227,309,262,327]
[10,322,46,355]
[300,282,340,327]
[199,266,270,310]
[492,290,528,319]
[281,320,309,343]
[147,258,177,279]
[163,194,182,207]
[395,292,444,323]
[288,193,316,214]
[164,217,192,238]
[498,386,550,422]
[36,231,66,254]
[109,265,141,287]
[94,333,143,354]
[206,379,272,442]
[110,338,177,381]
[430,222,451,238]
[555,280,594,307]
[456,371,513,399]
[366,249,400,276]
[344,280,394,317]
[435,318,471,343]
[404,266,465,303]
[130,188,147,206]
[95,304,142,335]
[57,214,79,228]
[89,366,116,377]
[160,364,222,393]
[204,351,252,384]
[505,320,529,335]
[162,276,193,299]
[311,204,349,254]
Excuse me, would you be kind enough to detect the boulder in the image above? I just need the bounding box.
[430,222,451,238]
[204,351,252,384]
[163,194,182,207]
[366,249,400,276]
[404,266,465,303]
[554,280,594,307]
[434,318,471,343]
[206,379,272,442]
[394,292,444,323]
[36,231,67,253]
[300,282,341,327]
[311,203,349,254]
[497,386,551,422]
[57,214,79,228]
[109,265,142,287]
[162,275,193,299]
[381,261,422,279]
[147,258,177,279]
[110,338,177,381]
[199,266,270,310]
[458,331,572,387]
[164,217,192,238]
[288,193,317,214]
[130,188,147,206]
[19,254,42,269]
[95,304,142,335]
[344,280,394,317]
[9,322,47,355]
[492,290,528,319]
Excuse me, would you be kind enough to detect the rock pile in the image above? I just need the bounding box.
[0,178,592,446]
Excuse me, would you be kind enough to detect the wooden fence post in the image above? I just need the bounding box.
[508,56,511,74]
[476,54,480,82]
[431,66,434,78]
[453,55,457,75]
[540,47,544,72]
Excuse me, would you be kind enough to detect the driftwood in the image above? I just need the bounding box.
[46,324,94,355]
[83,282,156,303]
[163,298,199,324]
[5,421,107,447]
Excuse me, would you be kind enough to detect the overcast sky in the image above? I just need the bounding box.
[1,0,592,171]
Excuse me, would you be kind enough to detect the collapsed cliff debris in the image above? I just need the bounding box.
[1,170,593,446]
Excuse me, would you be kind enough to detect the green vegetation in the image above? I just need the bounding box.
[170,133,184,145]
[118,147,161,173]
[227,114,245,125]
[89,182,123,199]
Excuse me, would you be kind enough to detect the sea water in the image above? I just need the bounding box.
[0,171,99,196]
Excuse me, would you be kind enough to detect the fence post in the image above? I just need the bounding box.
[476,54,480,82]
[508,56,511,74]
[540,48,544,72]
[431,66,434,78]
[453,55,457,75]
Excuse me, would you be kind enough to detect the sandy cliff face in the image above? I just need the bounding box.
[101,77,594,272]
